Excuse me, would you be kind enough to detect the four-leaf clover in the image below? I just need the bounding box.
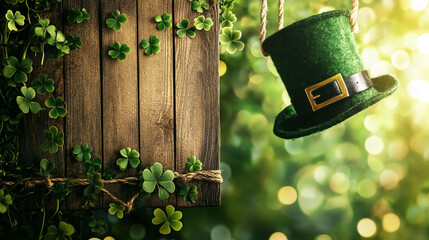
[220,27,244,54]
[0,190,13,214]
[192,0,210,13]
[32,74,54,95]
[140,35,161,56]
[16,86,41,114]
[152,205,183,235]
[106,11,127,31]
[176,19,197,38]
[108,42,130,61]
[194,16,213,31]
[179,185,198,203]
[116,147,140,171]
[5,10,25,31]
[72,144,93,162]
[40,126,64,153]
[45,96,67,119]
[141,162,175,200]
[155,13,172,31]
[108,202,125,219]
[186,155,202,172]
[44,222,75,240]
[2,56,33,83]
[221,11,237,28]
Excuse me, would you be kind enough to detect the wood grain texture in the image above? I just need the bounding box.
[63,0,102,209]
[173,0,220,207]
[100,0,140,208]
[137,0,176,207]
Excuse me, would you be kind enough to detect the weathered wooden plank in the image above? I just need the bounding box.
[63,0,102,209]
[173,0,220,206]
[19,7,65,210]
[100,0,140,208]
[137,1,176,207]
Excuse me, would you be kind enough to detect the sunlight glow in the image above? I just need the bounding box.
[382,213,401,232]
[417,33,429,54]
[365,136,384,154]
[391,50,410,70]
[269,232,288,240]
[408,79,429,102]
[277,186,298,205]
[411,0,429,11]
[357,218,377,238]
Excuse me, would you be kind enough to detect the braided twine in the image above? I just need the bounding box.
[3,170,222,213]
[260,0,360,56]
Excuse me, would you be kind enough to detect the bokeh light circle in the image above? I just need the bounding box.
[417,33,429,54]
[365,136,384,154]
[315,234,332,240]
[411,0,429,11]
[382,213,401,232]
[129,224,146,240]
[357,218,377,238]
[357,179,377,198]
[277,186,298,205]
[380,169,399,189]
[219,60,227,77]
[269,232,288,240]
[391,50,410,70]
[329,172,350,194]
[211,225,232,240]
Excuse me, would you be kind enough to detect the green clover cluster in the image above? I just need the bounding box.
[5,10,25,31]
[45,96,67,119]
[186,155,202,172]
[155,13,172,31]
[194,16,213,31]
[83,157,102,174]
[108,42,130,61]
[108,202,125,219]
[72,144,93,162]
[116,147,140,170]
[177,19,197,38]
[141,35,161,56]
[140,162,175,200]
[67,8,90,24]
[83,172,104,206]
[40,158,55,178]
[0,190,13,214]
[192,0,210,13]
[2,57,33,84]
[44,222,74,240]
[220,27,244,54]
[16,86,41,114]
[32,74,55,95]
[89,218,107,233]
[179,185,198,203]
[152,205,183,235]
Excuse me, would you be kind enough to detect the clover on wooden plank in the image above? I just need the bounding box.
[84,172,104,201]
[108,202,125,219]
[44,222,74,240]
[40,126,64,153]
[16,86,41,114]
[221,11,237,28]
[106,10,127,31]
[141,162,175,200]
[67,35,83,50]
[45,96,67,119]
[2,56,33,83]
[194,16,213,31]
[179,185,198,203]
[72,144,93,162]
[152,205,183,235]
[0,190,13,214]
[220,27,244,54]
[40,158,55,178]
[108,42,130,61]
[192,0,210,13]
[140,35,161,56]
[103,168,117,180]
[35,18,56,40]
[5,10,25,31]
[84,157,102,174]
[176,19,196,38]
[32,74,54,95]
[67,8,90,24]
[116,147,140,171]
[46,30,70,59]
[186,155,202,172]
[155,13,172,31]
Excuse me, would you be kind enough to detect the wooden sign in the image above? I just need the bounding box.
[20,0,220,209]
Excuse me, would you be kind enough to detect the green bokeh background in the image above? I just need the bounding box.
[110,0,429,239]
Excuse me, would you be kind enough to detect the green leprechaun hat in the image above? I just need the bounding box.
[261,10,399,139]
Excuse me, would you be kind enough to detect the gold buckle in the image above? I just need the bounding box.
[304,73,349,112]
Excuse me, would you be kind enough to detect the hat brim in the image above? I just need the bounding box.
[274,74,399,139]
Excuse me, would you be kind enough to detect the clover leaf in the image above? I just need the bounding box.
[67,35,83,50]
[220,27,244,54]
[44,222,75,240]
[116,147,140,171]
[221,11,237,28]
[109,202,125,219]
[185,155,202,172]
[50,181,72,201]
[46,30,70,59]
[141,162,175,200]
[84,157,102,174]
[5,0,25,5]
[16,86,41,114]
[176,19,197,38]
[103,168,117,180]
[45,96,67,119]
[155,13,172,31]
[0,190,13,214]
[5,10,25,32]
[106,11,127,31]
[89,218,107,233]
[178,185,198,203]
[67,8,90,24]
[192,0,210,13]
[194,16,213,31]
[32,74,54,95]
[40,126,64,153]
[35,18,56,39]
[40,158,55,178]
[84,172,104,200]
[72,144,93,162]
[2,56,33,83]
[140,35,161,56]
[108,42,130,61]
[152,205,183,235]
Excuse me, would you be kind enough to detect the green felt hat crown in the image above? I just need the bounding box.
[262,10,398,139]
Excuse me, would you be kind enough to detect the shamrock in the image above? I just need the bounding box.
[40,158,55,178]
[185,155,202,172]
[108,42,130,61]
[44,222,75,240]
[103,168,117,180]
[141,162,175,200]
[221,11,237,28]
[108,202,125,219]
[106,11,127,31]
[192,0,210,13]
[140,35,161,56]
[67,35,82,50]
[45,96,67,119]
[32,74,55,95]
[89,218,107,233]
[67,8,90,24]
[84,157,102,174]
[46,30,70,59]
[84,172,104,200]
[16,86,41,114]
[0,190,13,214]
[194,16,213,31]
[2,56,33,83]
[116,147,140,170]
[35,18,56,39]
[152,205,183,235]
[5,10,25,31]
[50,181,72,201]
[155,13,172,31]
[72,144,93,162]
[176,19,197,38]
[219,27,244,54]
[178,185,198,203]
[5,0,25,5]
[40,126,64,153]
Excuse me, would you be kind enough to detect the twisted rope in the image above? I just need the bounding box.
[350,0,359,33]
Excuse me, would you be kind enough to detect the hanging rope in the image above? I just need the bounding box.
[260,0,360,56]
